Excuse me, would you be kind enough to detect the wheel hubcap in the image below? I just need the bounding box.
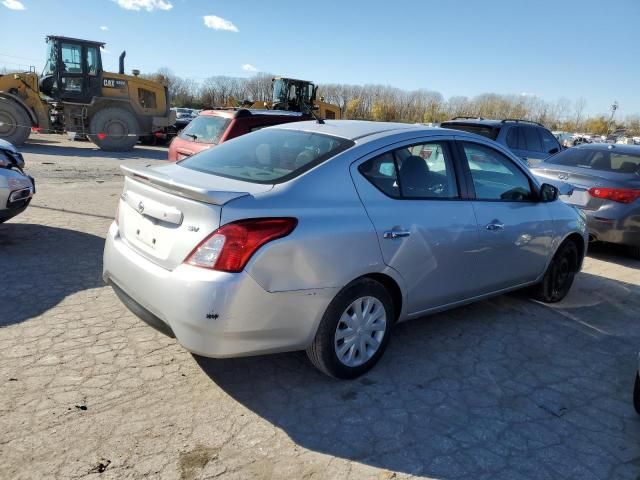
[334,296,386,367]
[0,111,17,136]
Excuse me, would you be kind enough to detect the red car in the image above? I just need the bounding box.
[167,109,310,162]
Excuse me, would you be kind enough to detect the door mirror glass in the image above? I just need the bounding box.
[540,183,559,202]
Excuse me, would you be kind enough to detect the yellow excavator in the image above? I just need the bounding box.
[0,35,174,151]
[228,77,341,119]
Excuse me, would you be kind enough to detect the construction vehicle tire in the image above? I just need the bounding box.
[0,100,31,146]
[89,107,139,151]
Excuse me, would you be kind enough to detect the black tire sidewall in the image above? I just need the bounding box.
[311,279,394,379]
[0,101,31,146]
[541,240,578,302]
[89,107,139,151]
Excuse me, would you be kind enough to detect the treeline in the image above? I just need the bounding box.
[150,68,639,136]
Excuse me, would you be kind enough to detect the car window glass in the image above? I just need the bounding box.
[399,142,458,198]
[549,148,640,173]
[358,152,400,198]
[180,128,353,184]
[441,124,498,140]
[524,127,543,152]
[462,142,534,201]
[179,116,231,144]
[359,142,458,199]
[506,127,521,149]
[540,129,560,153]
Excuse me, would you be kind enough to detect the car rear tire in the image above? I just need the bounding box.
[628,245,640,260]
[306,278,394,379]
[634,373,640,415]
[0,100,31,146]
[89,107,139,151]
[531,239,578,303]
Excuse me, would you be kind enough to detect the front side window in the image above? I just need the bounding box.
[462,142,534,201]
[359,142,458,199]
[180,128,353,184]
[86,47,99,75]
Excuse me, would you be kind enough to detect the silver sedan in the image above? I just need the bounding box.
[103,121,587,378]
[0,139,34,224]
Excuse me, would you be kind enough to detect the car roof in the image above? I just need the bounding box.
[272,120,431,141]
[441,118,546,129]
[572,143,640,155]
[199,109,310,120]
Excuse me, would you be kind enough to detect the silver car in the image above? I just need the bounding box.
[0,139,34,224]
[103,121,587,378]
[531,143,640,258]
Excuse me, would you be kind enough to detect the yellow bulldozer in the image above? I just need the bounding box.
[0,36,174,151]
[228,77,341,119]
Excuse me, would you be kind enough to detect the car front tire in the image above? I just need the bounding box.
[532,239,579,303]
[306,278,394,379]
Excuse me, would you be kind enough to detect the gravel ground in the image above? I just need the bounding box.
[1,134,639,480]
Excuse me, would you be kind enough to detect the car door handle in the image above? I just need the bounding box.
[486,222,505,231]
[383,229,411,239]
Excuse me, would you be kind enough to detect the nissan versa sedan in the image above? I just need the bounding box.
[103,121,587,378]
[531,144,640,258]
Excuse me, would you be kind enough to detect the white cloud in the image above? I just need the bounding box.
[241,64,257,72]
[100,25,109,31]
[203,15,238,32]
[114,0,172,12]
[2,0,26,10]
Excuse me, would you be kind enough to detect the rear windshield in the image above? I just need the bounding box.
[546,148,640,173]
[179,128,354,184]
[179,116,231,144]
[441,123,498,140]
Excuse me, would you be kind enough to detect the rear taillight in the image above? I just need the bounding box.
[185,218,297,272]
[588,187,640,204]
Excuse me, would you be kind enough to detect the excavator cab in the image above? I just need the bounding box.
[271,77,317,112]
[40,36,104,104]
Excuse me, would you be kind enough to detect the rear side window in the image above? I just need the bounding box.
[179,128,354,184]
[359,142,458,199]
[540,129,561,154]
[461,142,534,201]
[441,123,498,140]
[506,127,525,149]
[179,116,231,144]
[524,127,543,152]
[548,148,640,173]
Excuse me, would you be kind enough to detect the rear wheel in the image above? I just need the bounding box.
[306,278,394,379]
[531,239,578,303]
[628,245,640,260]
[0,100,31,146]
[89,107,139,151]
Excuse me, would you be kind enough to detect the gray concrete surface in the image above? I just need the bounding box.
[1,134,639,480]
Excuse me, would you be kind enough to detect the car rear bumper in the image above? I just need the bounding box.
[103,222,336,358]
[585,207,640,247]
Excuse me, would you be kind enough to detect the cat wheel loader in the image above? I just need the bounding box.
[227,77,341,119]
[0,36,174,151]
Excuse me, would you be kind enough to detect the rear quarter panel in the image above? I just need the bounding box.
[219,146,387,293]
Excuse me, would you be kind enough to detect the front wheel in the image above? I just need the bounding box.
[306,278,394,379]
[0,100,31,146]
[531,239,578,303]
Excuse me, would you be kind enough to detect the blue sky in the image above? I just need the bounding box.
[1,0,638,117]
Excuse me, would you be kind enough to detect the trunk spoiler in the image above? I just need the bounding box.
[121,165,250,205]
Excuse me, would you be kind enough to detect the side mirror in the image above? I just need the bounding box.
[540,183,559,202]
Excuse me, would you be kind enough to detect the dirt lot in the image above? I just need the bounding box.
[1,134,639,480]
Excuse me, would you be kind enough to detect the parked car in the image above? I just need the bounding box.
[531,143,640,258]
[441,118,562,167]
[171,107,197,131]
[104,121,587,378]
[167,109,310,162]
[0,139,34,223]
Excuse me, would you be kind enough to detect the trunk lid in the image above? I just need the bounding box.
[118,164,273,270]
[533,164,640,210]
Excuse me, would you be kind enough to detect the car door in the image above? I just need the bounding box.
[455,139,554,293]
[350,138,481,315]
